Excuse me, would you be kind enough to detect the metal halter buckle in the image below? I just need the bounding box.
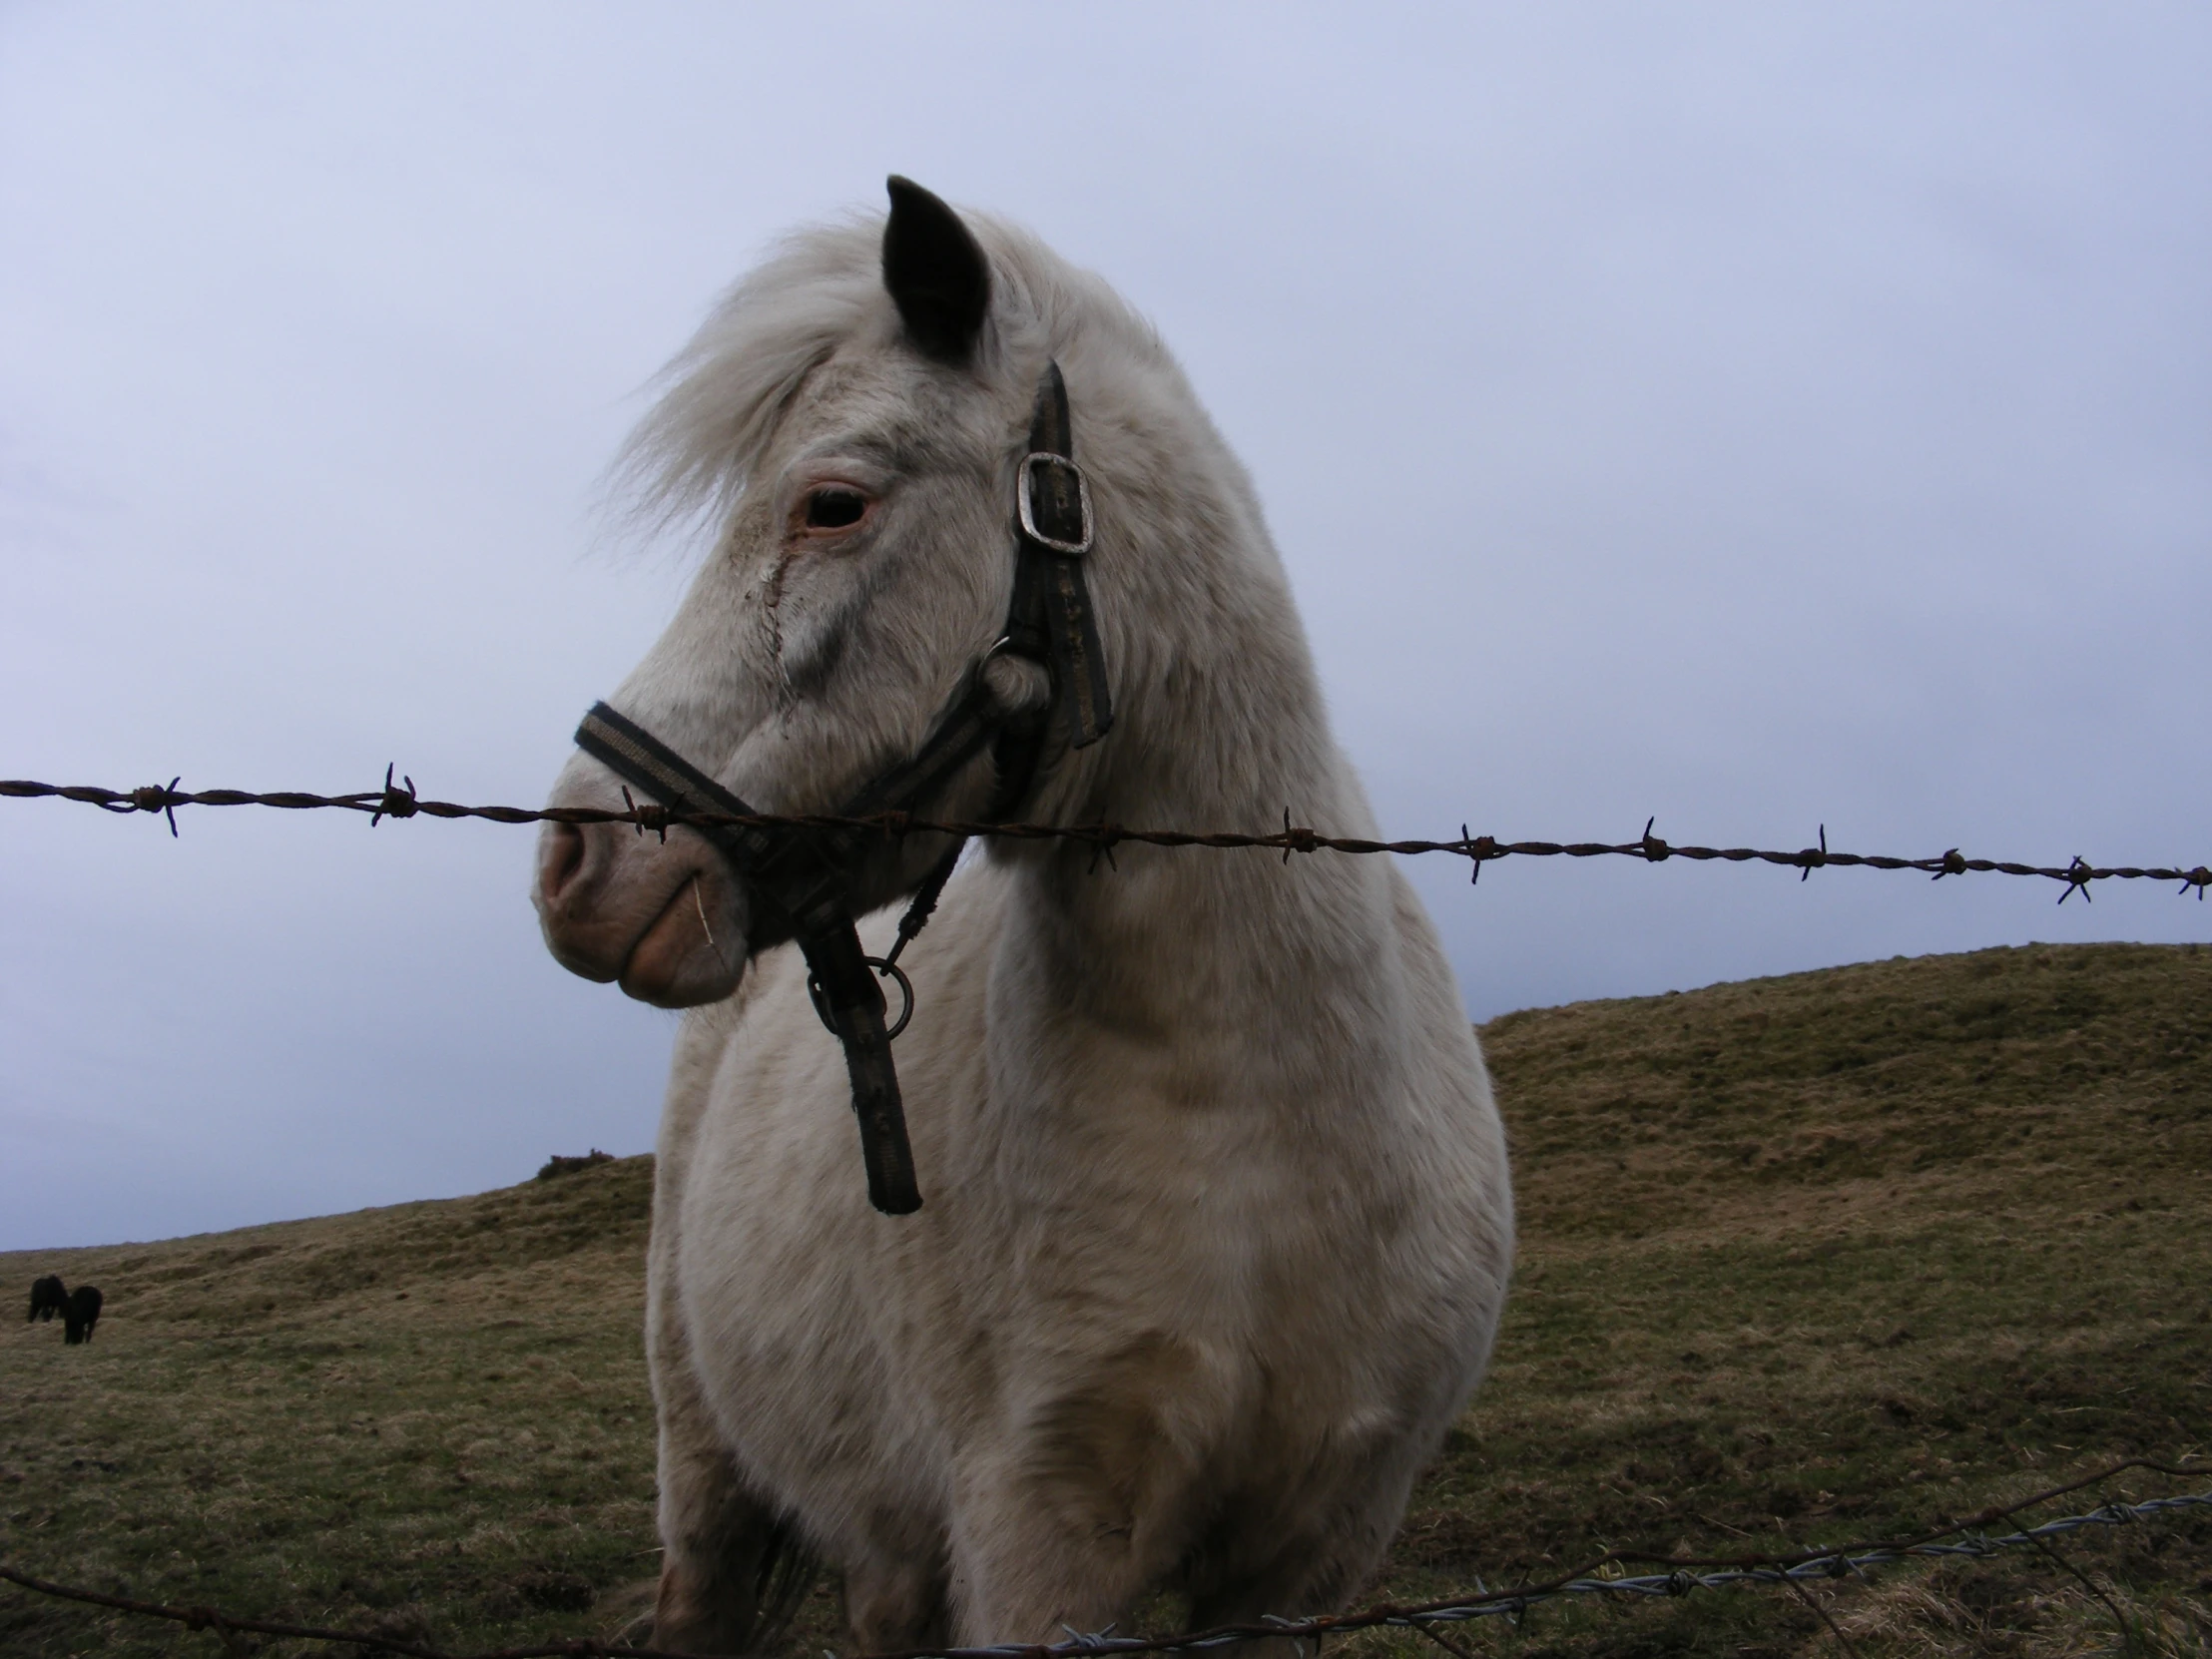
[1016,452,1093,556]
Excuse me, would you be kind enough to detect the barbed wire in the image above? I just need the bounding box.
[4,778,2207,903]
[3,1459,2204,1659]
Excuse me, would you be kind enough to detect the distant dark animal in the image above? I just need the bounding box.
[62,1284,102,1345]
[27,1274,67,1323]
[535,1149,615,1181]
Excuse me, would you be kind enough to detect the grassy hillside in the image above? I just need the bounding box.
[4,942,2208,1656]
[0,1158,661,1654]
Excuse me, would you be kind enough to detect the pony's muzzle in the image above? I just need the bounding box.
[533,776,749,1008]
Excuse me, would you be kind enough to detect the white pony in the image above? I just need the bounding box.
[535,179,1512,1655]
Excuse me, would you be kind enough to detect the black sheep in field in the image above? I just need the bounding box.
[62,1285,102,1345]
[27,1274,67,1323]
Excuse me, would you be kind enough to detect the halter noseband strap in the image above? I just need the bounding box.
[573,361,1111,1216]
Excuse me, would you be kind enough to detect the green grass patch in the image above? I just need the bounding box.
[5,942,2209,1656]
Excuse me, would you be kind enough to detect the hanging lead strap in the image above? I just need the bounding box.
[791,914,921,1215]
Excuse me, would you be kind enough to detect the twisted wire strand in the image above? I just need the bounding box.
[4,779,2207,901]
[3,1459,2204,1659]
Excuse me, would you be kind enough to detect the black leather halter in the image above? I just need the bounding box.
[573,363,1111,1216]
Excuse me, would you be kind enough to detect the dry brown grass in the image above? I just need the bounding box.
[4,941,2208,1657]
[1,1159,661,1655]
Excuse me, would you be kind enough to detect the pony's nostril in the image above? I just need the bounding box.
[539,823,588,903]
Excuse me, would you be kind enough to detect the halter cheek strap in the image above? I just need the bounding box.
[571,361,1111,1217]
[1008,362,1113,755]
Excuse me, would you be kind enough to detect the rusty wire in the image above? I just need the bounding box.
[2,1459,2205,1659]
[4,778,2208,903]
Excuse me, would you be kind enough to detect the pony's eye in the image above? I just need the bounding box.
[804,488,867,530]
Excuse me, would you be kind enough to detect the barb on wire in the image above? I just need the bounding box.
[3,1460,2205,1659]
[1800,825,1827,882]
[4,778,2208,903]
[371,763,419,827]
[93,775,183,835]
[2059,854,2095,905]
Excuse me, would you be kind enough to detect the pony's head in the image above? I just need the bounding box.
[535,179,1202,1007]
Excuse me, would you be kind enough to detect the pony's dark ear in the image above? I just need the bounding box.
[882,176,990,364]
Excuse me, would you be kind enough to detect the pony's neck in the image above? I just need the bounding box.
[1002,534,1391,1046]
[1105,637,1357,851]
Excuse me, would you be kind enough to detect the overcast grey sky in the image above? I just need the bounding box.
[4,4,2206,1251]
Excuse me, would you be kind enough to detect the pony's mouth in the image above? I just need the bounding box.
[536,814,746,1009]
[620,870,744,1008]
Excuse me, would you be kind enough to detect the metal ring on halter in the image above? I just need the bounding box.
[808,957,915,1041]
